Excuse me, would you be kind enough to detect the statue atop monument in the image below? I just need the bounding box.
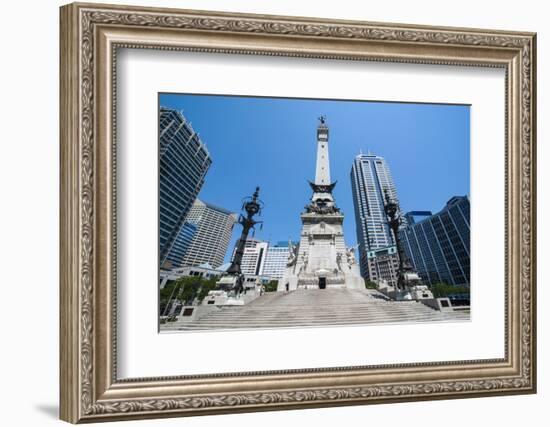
[346,245,358,267]
[287,240,298,267]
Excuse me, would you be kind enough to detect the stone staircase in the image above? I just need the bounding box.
[161,288,469,332]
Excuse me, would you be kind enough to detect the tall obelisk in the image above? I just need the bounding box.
[309,116,337,211]
[280,117,363,291]
[315,117,331,185]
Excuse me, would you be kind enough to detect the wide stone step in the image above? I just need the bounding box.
[160,288,468,332]
[182,308,451,319]
[171,315,450,327]
[202,310,440,320]
[163,311,468,330]
[164,315,469,331]
[201,304,436,315]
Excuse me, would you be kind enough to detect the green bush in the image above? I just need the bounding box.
[364,280,378,289]
[264,280,279,292]
[430,282,470,298]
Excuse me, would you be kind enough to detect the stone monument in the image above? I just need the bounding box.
[280,117,363,291]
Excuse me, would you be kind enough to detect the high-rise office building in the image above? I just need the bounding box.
[350,153,401,286]
[162,221,197,270]
[159,107,212,266]
[399,196,470,286]
[180,199,238,268]
[231,238,269,276]
[261,241,295,280]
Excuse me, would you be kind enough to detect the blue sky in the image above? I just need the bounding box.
[160,93,470,263]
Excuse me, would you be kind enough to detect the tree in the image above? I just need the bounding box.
[160,276,219,313]
[176,277,205,304]
[197,278,218,302]
[159,280,176,302]
[159,279,181,315]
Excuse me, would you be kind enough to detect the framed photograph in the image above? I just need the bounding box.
[60,2,537,423]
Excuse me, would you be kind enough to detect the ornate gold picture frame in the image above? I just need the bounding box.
[60,2,536,423]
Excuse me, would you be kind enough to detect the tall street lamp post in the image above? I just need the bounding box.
[223,187,263,294]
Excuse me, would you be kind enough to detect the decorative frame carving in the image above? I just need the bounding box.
[60,2,536,423]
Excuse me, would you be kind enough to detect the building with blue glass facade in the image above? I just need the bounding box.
[159,107,212,268]
[350,153,401,286]
[399,196,470,287]
[163,221,197,269]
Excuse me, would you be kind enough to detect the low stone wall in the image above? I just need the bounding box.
[420,297,454,312]
[176,304,221,323]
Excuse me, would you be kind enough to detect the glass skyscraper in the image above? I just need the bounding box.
[399,196,470,287]
[180,199,238,269]
[159,107,212,267]
[162,221,197,269]
[350,153,401,285]
[261,241,295,280]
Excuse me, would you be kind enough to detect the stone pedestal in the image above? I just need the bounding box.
[279,213,363,291]
[210,275,262,305]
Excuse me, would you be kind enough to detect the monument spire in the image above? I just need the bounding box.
[315,115,331,185]
[307,116,337,212]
